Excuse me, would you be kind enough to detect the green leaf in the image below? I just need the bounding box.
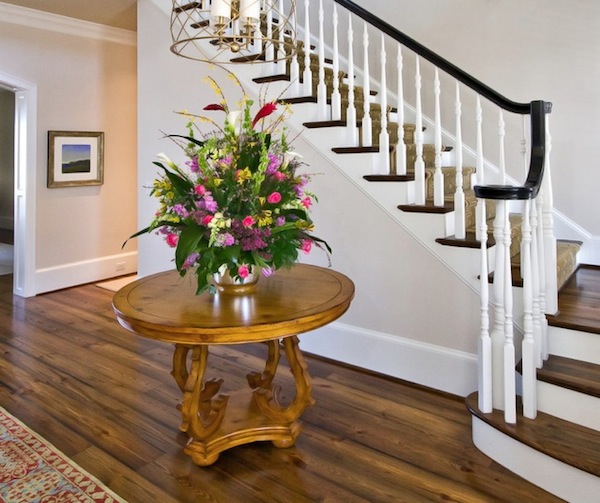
[154,162,194,196]
[166,134,205,148]
[175,225,204,271]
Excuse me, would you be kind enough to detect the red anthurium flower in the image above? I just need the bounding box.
[251,102,277,129]
[203,103,226,111]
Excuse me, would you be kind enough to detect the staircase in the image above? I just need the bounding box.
[160,0,600,499]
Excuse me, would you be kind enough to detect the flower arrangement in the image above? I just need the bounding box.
[130,76,330,294]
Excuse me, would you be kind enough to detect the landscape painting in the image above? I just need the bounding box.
[48,131,104,188]
[61,144,91,174]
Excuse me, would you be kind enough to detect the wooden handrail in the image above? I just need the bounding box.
[332,0,534,115]
[473,100,548,200]
[329,0,552,200]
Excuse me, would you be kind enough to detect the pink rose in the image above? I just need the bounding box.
[238,264,250,278]
[194,184,206,196]
[273,171,286,181]
[301,239,312,254]
[267,192,282,204]
[202,215,214,226]
[166,233,179,248]
[301,196,312,209]
[242,216,255,227]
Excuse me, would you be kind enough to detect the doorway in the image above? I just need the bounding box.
[0,73,37,297]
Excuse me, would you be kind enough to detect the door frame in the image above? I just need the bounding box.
[0,72,37,297]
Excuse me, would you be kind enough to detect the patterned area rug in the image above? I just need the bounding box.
[0,406,126,502]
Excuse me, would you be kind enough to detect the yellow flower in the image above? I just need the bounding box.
[213,178,223,186]
[236,168,252,183]
[257,211,273,227]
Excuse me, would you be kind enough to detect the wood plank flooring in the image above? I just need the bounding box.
[0,274,563,502]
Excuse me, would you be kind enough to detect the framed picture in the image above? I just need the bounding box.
[47,131,104,188]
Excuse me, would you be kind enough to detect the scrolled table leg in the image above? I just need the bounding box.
[176,345,229,442]
[246,339,280,390]
[253,335,315,424]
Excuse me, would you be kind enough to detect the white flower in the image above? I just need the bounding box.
[225,110,242,135]
[283,151,303,168]
[156,152,178,170]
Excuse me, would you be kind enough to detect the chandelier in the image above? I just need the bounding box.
[170,0,298,64]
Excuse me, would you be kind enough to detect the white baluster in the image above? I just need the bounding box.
[491,200,506,412]
[502,200,516,424]
[521,199,537,419]
[498,110,506,184]
[286,0,299,97]
[414,56,425,205]
[377,33,389,175]
[316,0,327,120]
[530,196,543,368]
[454,82,465,238]
[361,22,372,147]
[478,196,492,414]
[330,4,341,121]
[542,114,557,319]
[396,44,407,176]
[475,96,485,241]
[276,0,286,74]
[302,0,312,96]
[345,14,358,145]
[433,69,444,207]
[264,0,274,69]
[521,115,528,179]
[537,195,549,365]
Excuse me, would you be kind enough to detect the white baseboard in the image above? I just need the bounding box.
[299,322,477,396]
[35,251,137,294]
[472,416,600,503]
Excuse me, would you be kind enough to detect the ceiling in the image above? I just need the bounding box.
[3,0,138,31]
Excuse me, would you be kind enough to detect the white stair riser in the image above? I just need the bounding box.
[537,381,600,432]
[472,417,600,503]
[548,326,600,365]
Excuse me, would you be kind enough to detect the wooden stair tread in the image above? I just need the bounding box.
[535,355,600,398]
[548,264,600,334]
[466,392,600,478]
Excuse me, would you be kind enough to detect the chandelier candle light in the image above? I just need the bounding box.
[128,76,330,295]
[170,0,298,63]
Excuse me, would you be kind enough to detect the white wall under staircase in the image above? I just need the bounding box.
[139,0,480,396]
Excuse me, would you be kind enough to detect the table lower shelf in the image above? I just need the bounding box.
[181,390,302,466]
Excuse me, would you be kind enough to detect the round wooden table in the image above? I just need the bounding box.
[112,264,354,466]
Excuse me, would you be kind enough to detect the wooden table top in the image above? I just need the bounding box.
[112,264,354,345]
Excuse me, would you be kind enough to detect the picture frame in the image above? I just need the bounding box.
[47,131,104,188]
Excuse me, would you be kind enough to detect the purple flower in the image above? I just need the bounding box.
[215,233,235,247]
[186,157,199,173]
[182,252,200,269]
[266,153,281,174]
[276,216,286,226]
[172,204,189,218]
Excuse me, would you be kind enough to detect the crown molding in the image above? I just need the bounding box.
[0,2,136,47]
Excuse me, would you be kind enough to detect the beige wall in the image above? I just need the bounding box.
[0,89,14,230]
[356,0,600,241]
[0,10,138,286]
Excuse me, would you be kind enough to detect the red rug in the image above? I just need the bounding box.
[0,406,126,502]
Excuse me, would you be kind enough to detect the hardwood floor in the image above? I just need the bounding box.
[0,274,563,502]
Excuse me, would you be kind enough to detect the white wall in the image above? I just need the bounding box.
[354,0,600,242]
[0,4,138,291]
[138,0,479,395]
